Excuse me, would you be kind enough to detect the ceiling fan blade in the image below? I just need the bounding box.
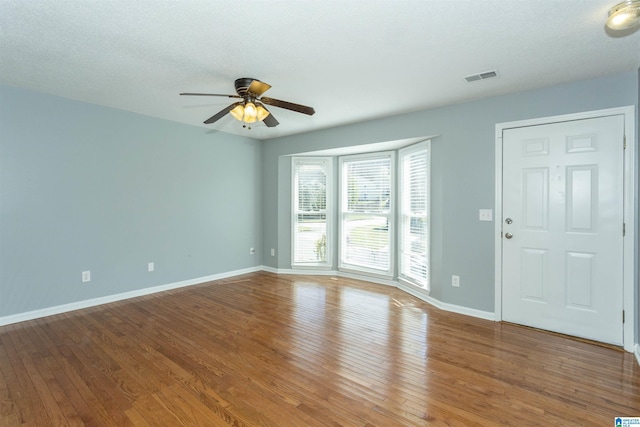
[203,102,242,124]
[180,93,242,98]
[262,110,279,127]
[260,97,315,116]
[247,80,271,97]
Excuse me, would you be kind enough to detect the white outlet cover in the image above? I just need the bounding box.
[452,275,460,287]
[82,271,91,282]
[148,262,154,272]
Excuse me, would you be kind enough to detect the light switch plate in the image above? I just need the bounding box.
[479,209,493,221]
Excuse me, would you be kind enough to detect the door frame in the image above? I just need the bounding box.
[494,106,636,352]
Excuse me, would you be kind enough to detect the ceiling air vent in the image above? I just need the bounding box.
[464,69,500,83]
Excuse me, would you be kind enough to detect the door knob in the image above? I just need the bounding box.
[505,232,513,239]
[505,218,513,224]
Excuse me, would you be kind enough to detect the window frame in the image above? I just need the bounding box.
[291,157,333,269]
[338,151,395,278]
[398,141,431,290]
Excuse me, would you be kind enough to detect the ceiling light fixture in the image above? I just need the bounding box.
[229,98,271,129]
[256,103,270,122]
[244,102,257,122]
[606,0,640,30]
[181,78,314,129]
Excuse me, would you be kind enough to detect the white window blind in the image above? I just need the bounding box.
[399,142,430,288]
[292,158,331,266]
[340,153,394,275]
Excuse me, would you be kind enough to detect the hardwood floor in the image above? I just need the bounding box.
[1,272,638,426]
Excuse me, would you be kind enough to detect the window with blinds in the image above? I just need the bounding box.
[339,152,394,276]
[292,158,331,267]
[398,141,430,289]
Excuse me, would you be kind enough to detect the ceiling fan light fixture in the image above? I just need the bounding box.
[256,104,270,121]
[180,77,314,128]
[606,0,640,30]
[243,102,258,122]
[230,104,245,121]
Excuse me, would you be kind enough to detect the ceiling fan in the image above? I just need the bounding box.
[180,77,315,129]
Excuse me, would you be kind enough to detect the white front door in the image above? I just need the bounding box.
[501,115,625,345]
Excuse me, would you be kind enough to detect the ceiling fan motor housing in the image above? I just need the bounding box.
[234,77,258,97]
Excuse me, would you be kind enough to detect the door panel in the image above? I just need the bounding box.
[520,248,547,302]
[522,168,548,230]
[566,166,597,231]
[502,115,624,345]
[565,251,594,309]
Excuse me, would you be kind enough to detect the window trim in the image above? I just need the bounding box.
[291,157,333,269]
[338,151,395,278]
[398,140,431,290]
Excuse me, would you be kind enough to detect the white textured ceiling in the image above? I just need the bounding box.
[1,0,638,140]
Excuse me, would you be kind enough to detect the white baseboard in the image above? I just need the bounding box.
[270,268,399,287]
[635,344,640,367]
[267,267,337,276]
[1,265,495,328]
[430,296,497,321]
[336,270,398,287]
[0,266,263,327]
[396,280,430,299]
[275,268,495,321]
[261,265,279,274]
[397,280,496,321]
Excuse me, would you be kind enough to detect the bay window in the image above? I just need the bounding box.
[398,141,430,289]
[339,152,395,276]
[291,140,429,286]
[292,158,331,267]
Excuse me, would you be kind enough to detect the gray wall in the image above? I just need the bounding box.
[2,71,637,333]
[0,85,263,317]
[262,72,639,314]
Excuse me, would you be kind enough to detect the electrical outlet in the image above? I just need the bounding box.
[148,262,154,272]
[250,247,255,254]
[271,248,275,256]
[452,275,460,287]
[82,270,91,283]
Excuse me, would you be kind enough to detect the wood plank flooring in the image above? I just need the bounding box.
[1,272,638,426]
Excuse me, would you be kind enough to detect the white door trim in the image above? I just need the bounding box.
[494,106,636,352]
